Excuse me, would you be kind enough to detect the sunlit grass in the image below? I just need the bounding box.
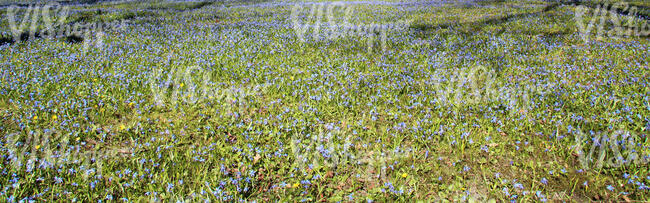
[0,0,649,201]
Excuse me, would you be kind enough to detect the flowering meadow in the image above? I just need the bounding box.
[1,0,649,201]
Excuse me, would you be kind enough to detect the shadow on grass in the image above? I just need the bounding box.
[0,31,84,46]
[411,3,562,36]
[145,1,216,12]
[559,0,650,19]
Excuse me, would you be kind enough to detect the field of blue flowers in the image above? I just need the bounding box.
[1,0,649,201]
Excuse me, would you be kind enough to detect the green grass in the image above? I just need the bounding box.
[0,0,649,201]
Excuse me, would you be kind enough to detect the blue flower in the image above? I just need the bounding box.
[167,183,175,192]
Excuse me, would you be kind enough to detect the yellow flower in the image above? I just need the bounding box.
[33,115,38,120]
[128,102,134,107]
[52,115,58,120]
[292,183,299,188]
[119,124,126,131]
[180,83,185,88]
[35,145,41,150]
[401,173,408,178]
[76,137,81,141]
